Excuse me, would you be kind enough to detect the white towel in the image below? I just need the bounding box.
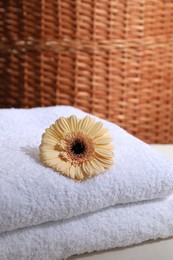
[1,106,173,234]
[0,194,173,260]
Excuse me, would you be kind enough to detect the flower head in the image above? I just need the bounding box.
[40,115,114,181]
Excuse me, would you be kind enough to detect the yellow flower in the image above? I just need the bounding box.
[40,115,114,181]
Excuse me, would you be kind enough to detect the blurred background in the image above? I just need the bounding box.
[0,0,173,143]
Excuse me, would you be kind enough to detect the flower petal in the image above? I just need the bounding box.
[75,166,84,180]
[61,161,71,177]
[87,121,103,137]
[95,156,113,167]
[68,115,78,132]
[56,159,67,172]
[46,157,62,167]
[48,125,63,139]
[78,116,95,133]
[69,165,76,179]
[55,117,71,133]
[95,147,114,158]
[92,127,109,138]
[41,149,59,158]
[82,162,94,176]
[95,136,113,145]
[44,126,62,141]
[90,159,105,173]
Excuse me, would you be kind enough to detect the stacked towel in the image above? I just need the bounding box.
[0,106,173,259]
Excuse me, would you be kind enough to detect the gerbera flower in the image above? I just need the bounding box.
[40,115,114,181]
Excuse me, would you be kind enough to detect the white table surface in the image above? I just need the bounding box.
[70,145,173,260]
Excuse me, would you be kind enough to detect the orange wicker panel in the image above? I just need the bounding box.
[0,0,173,143]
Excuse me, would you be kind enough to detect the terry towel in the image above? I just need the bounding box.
[0,194,173,259]
[0,106,173,234]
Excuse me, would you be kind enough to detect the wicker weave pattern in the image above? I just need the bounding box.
[0,0,173,143]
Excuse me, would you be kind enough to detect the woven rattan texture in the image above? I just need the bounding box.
[0,0,173,143]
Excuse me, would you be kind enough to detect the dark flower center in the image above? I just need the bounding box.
[71,139,86,155]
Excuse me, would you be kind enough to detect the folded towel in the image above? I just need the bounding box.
[0,194,173,260]
[1,106,173,234]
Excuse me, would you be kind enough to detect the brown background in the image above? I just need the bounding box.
[0,0,173,143]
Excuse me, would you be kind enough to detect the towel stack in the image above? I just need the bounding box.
[0,106,173,260]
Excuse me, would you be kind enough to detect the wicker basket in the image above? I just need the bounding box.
[0,0,173,143]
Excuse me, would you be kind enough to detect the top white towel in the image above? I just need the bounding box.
[0,106,173,234]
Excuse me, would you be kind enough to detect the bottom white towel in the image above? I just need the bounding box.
[0,194,173,260]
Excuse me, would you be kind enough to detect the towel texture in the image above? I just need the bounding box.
[1,106,173,234]
[0,194,173,260]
